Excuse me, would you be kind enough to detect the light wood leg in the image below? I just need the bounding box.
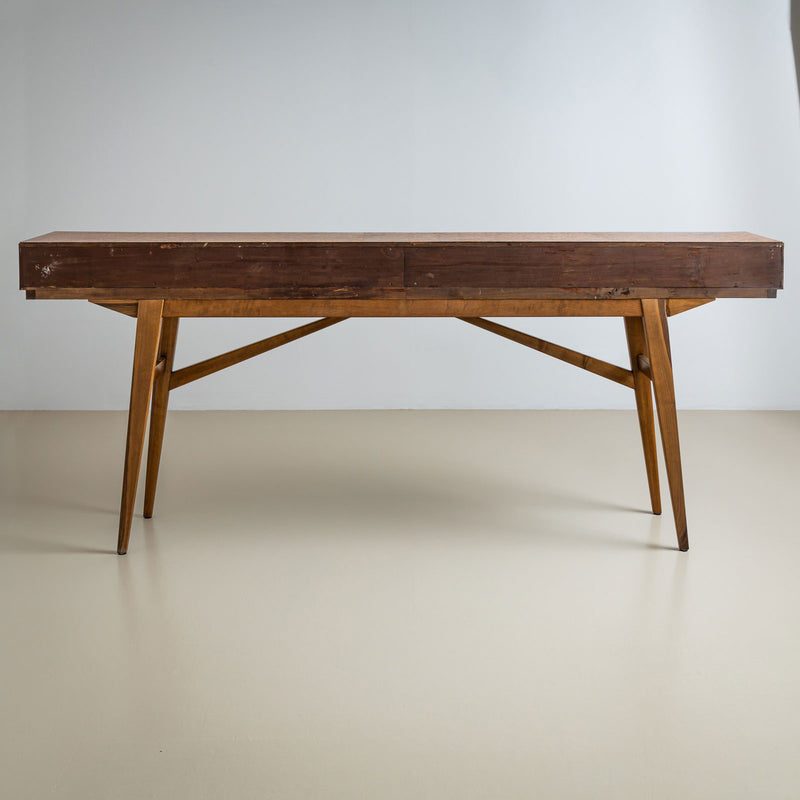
[144,317,179,518]
[624,316,661,515]
[117,300,164,554]
[641,299,688,551]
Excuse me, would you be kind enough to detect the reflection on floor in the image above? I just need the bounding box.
[1,410,798,799]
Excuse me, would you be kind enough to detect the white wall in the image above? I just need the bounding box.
[2,0,799,410]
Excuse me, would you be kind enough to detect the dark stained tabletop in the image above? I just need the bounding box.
[20,232,783,300]
[21,231,780,244]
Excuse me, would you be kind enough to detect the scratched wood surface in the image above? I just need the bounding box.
[20,232,783,300]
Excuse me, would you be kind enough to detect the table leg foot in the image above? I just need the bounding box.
[117,300,164,555]
[144,317,179,519]
[641,300,689,551]
[624,316,661,515]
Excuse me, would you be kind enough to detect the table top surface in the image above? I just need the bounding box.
[22,231,779,245]
[20,231,783,301]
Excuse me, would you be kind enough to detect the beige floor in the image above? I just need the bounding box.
[1,410,799,799]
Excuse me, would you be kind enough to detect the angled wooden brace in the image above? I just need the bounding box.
[459,316,635,388]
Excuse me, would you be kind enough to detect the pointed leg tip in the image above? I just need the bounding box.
[117,528,130,554]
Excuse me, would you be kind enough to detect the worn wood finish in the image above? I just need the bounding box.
[405,243,781,292]
[641,299,688,551]
[625,317,661,515]
[460,317,635,388]
[20,232,782,299]
[29,286,776,300]
[170,317,346,390]
[21,241,403,294]
[18,232,784,554]
[117,300,164,554]
[143,317,180,519]
[402,288,769,301]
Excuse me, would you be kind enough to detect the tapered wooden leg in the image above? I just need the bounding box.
[143,317,179,518]
[624,316,661,515]
[641,299,688,551]
[117,300,164,554]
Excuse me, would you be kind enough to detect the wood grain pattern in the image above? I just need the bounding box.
[625,317,661,515]
[118,300,163,554]
[460,317,635,388]
[405,243,781,290]
[90,301,139,317]
[18,232,782,554]
[169,317,346,390]
[636,354,653,381]
[28,287,777,300]
[161,299,650,317]
[143,317,179,519]
[666,299,715,315]
[641,299,688,551]
[20,243,404,294]
[19,232,782,300]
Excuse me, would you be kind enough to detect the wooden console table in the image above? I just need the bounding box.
[19,232,783,553]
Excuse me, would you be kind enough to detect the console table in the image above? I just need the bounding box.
[19,232,783,553]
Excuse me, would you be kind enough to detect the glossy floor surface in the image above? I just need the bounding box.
[1,410,799,799]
